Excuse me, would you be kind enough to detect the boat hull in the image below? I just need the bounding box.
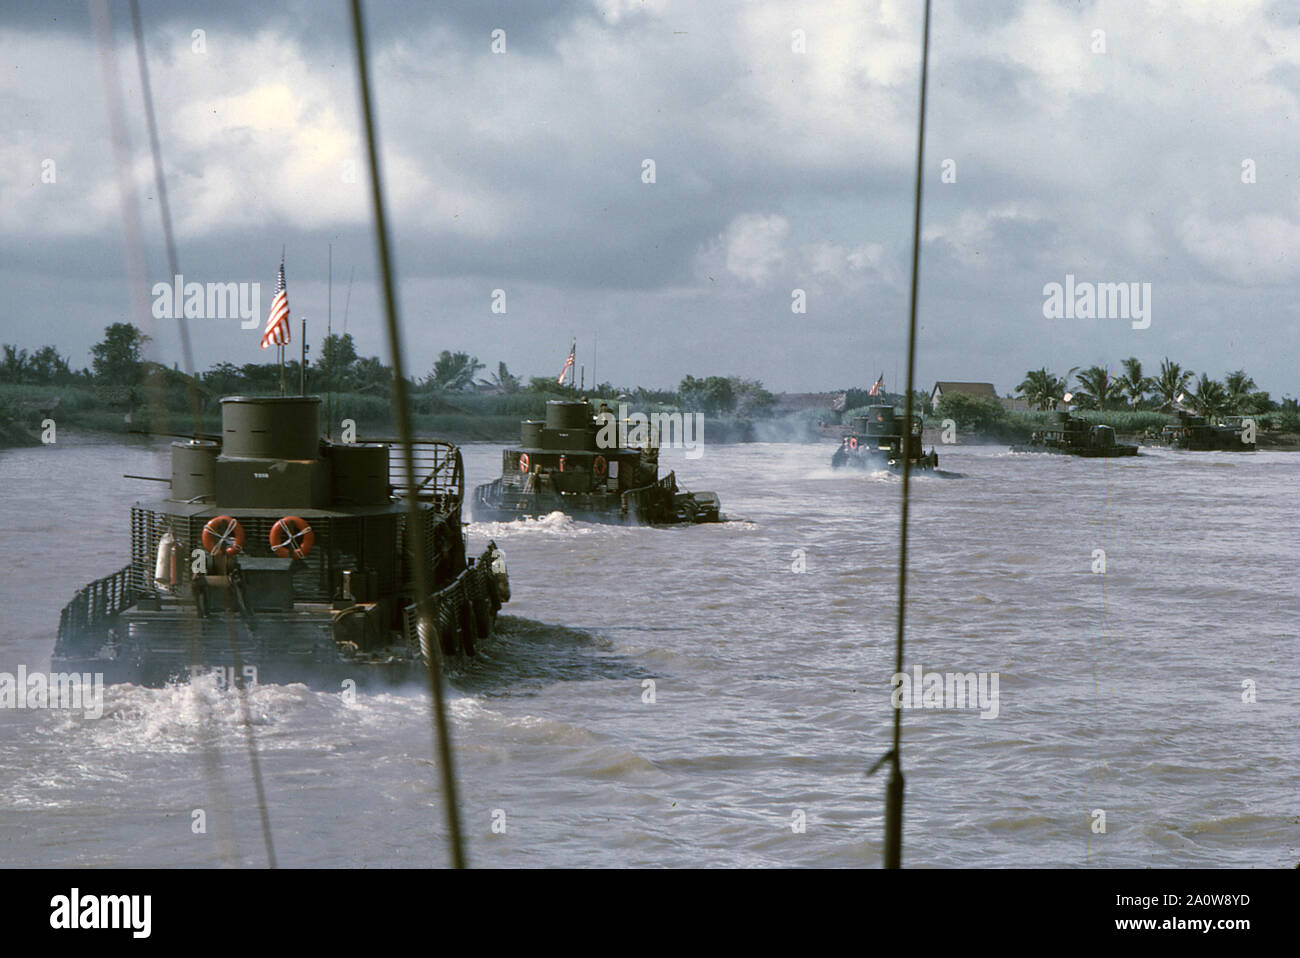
[51,608,433,689]
[1009,444,1138,457]
[1145,438,1255,452]
[830,447,939,471]
[472,477,721,525]
[53,546,509,690]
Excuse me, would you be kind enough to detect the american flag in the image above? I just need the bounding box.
[557,343,574,385]
[260,259,290,349]
[868,373,884,397]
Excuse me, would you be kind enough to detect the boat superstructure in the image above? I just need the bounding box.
[54,395,509,688]
[831,404,939,471]
[1011,410,1139,457]
[1153,411,1256,451]
[472,399,722,524]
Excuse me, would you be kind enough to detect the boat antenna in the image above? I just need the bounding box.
[278,246,287,397]
[350,0,467,868]
[343,266,355,336]
[872,0,932,869]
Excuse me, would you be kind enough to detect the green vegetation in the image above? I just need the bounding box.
[925,396,1165,442]
[1115,357,1151,408]
[678,375,774,417]
[424,350,484,392]
[934,393,1014,437]
[1015,368,1068,410]
[4,327,1297,447]
[846,356,1300,443]
[1010,357,1284,420]
[1153,359,1193,407]
[0,325,795,444]
[0,393,41,447]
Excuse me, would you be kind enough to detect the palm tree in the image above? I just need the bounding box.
[425,351,484,392]
[1188,373,1229,418]
[1153,358,1194,406]
[1223,369,1256,412]
[1073,365,1114,410]
[480,361,520,393]
[1114,357,1152,409]
[1016,367,1066,410]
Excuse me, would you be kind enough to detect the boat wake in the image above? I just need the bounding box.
[469,510,632,539]
[818,465,963,482]
[452,614,654,694]
[26,672,472,761]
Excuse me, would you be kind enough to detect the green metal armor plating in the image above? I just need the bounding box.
[54,396,509,688]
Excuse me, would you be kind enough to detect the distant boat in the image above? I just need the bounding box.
[472,399,722,524]
[831,404,939,471]
[1149,411,1256,451]
[1010,410,1138,457]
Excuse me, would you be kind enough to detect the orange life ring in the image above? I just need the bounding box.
[848,436,859,450]
[593,455,607,477]
[270,516,315,559]
[202,516,245,556]
[518,453,530,472]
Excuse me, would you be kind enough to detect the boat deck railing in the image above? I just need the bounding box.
[57,564,136,647]
[370,438,464,511]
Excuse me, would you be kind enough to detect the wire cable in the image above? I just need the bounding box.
[126,0,202,437]
[884,0,933,870]
[349,0,467,868]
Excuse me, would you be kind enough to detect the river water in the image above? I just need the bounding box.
[1,434,1295,868]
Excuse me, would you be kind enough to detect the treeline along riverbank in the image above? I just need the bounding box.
[3,325,1298,449]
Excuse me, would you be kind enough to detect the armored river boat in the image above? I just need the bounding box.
[831,405,939,471]
[472,400,721,524]
[1011,410,1138,457]
[53,395,509,688]
[1152,412,1256,451]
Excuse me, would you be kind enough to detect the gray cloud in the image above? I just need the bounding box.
[1,0,1297,397]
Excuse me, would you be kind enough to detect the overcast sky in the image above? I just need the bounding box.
[2,0,1297,397]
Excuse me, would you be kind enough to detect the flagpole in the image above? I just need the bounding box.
[300,316,306,396]
[279,246,287,396]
